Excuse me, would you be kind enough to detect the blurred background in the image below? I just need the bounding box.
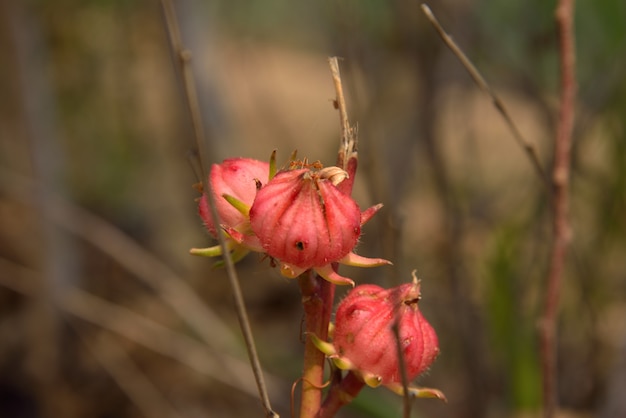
[1,0,626,417]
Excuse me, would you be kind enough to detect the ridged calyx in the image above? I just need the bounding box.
[249,164,390,286]
[311,272,445,400]
[193,157,269,262]
[198,157,269,235]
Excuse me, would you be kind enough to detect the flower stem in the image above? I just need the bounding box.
[298,270,335,418]
[318,371,366,418]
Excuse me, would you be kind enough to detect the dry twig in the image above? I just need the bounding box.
[541,1,577,417]
[421,3,550,189]
[160,1,276,416]
[328,57,358,169]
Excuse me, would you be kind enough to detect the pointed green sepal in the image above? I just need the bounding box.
[316,264,355,286]
[307,333,337,357]
[387,384,447,402]
[269,149,277,180]
[362,372,383,388]
[222,193,250,217]
[331,356,354,371]
[339,252,392,268]
[211,246,250,269]
[328,322,335,339]
[189,245,223,257]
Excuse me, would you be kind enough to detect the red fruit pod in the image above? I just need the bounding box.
[332,281,439,386]
[199,157,269,236]
[249,168,362,271]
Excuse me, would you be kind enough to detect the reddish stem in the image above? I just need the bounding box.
[541,1,576,417]
[318,371,366,418]
[296,58,358,417]
[299,271,335,418]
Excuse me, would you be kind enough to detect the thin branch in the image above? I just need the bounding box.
[420,3,550,190]
[392,320,412,418]
[391,272,425,418]
[328,57,356,164]
[160,2,277,416]
[541,1,577,417]
[297,58,360,418]
[328,57,358,193]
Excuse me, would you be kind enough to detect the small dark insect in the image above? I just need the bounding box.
[404,297,421,306]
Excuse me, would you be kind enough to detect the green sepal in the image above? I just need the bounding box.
[189,245,223,257]
[269,149,277,180]
[339,252,392,268]
[307,332,337,357]
[331,356,353,371]
[387,384,447,402]
[222,194,250,217]
[211,246,250,269]
[362,372,383,388]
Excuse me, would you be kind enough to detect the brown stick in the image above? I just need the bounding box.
[541,1,576,417]
[328,57,358,168]
[296,57,357,418]
[160,2,277,417]
[420,4,550,190]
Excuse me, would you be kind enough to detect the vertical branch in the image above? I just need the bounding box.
[160,2,276,417]
[298,58,363,418]
[298,57,357,418]
[298,272,335,418]
[541,1,576,417]
[328,57,358,193]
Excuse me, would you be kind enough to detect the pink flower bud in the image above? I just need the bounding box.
[198,157,269,236]
[249,166,371,284]
[332,280,439,386]
[194,157,390,282]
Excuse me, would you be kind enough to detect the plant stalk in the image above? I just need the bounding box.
[298,271,335,418]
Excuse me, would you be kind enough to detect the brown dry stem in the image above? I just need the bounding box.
[421,3,549,189]
[160,1,277,416]
[541,1,577,417]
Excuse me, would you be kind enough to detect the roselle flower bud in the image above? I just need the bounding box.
[249,165,390,285]
[333,280,439,385]
[311,272,444,399]
[192,157,269,261]
[198,157,269,236]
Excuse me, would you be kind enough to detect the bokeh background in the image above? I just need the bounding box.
[1,0,626,417]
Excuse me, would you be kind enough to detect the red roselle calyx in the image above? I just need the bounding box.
[198,157,269,235]
[192,157,269,261]
[311,272,445,400]
[249,163,390,286]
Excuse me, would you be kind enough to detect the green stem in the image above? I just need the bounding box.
[298,270,335,418]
